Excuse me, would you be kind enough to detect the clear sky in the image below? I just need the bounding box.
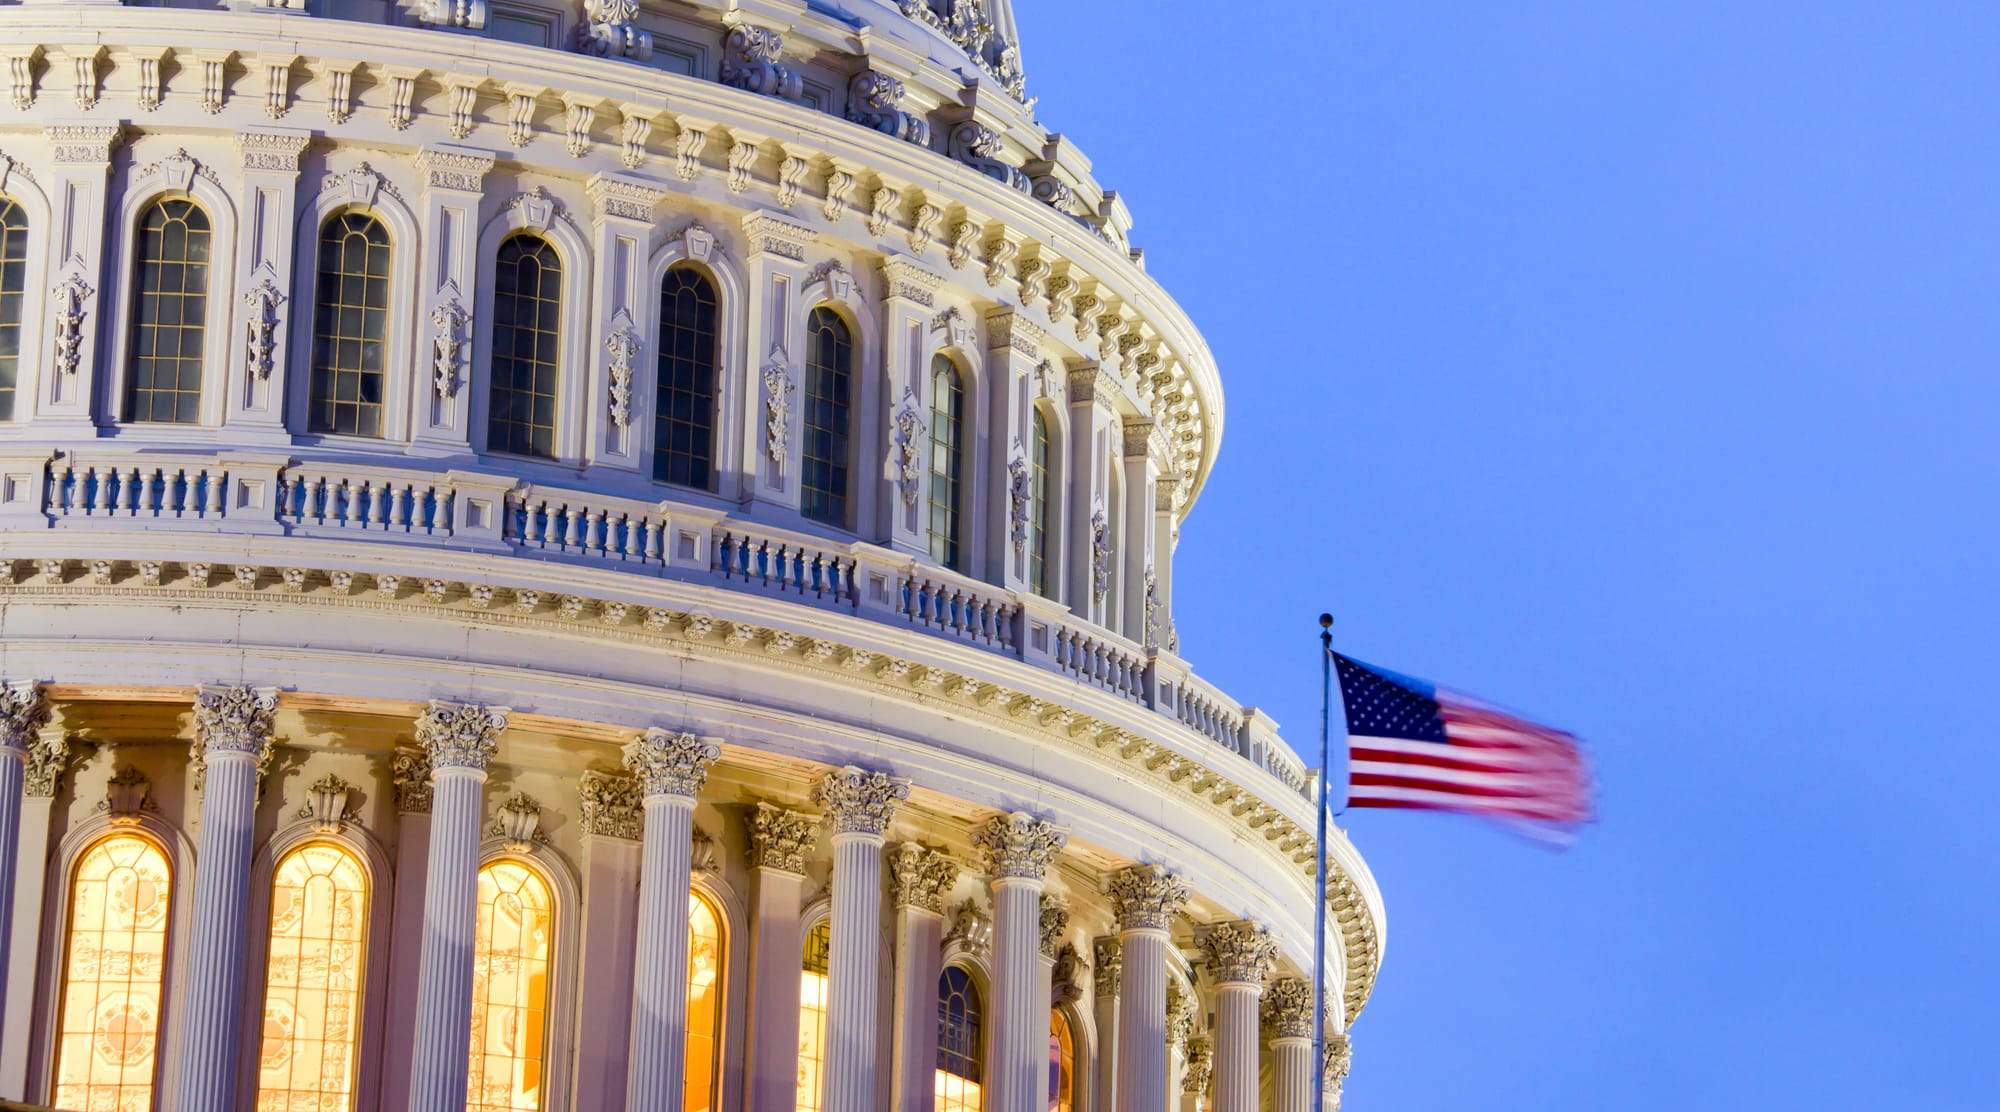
[1020,3,1997,1107]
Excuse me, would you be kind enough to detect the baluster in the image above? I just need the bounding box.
[88,466,111,514]
[388,483,409,529]
[365,480,384,527]
[645,520,663,563]
[588,509,607,555]
[623,515,641,560]
[118,466,139,516]
[204,470,224,516]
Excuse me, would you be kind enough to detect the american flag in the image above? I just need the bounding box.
[1335,652,1593,840]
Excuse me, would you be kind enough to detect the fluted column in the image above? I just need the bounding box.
[888,844,958,1112]
[406,701,509,1112]
[1092,938,1122,1112]
[172,685,278,1111]
[811,767,909,1112]
[0,683,49,1054]
[1202,923,1277,1112]
[624,729,722,1112]
[744,804,817,1112]
[972,813,1069,1112]
[1109,865,1189,1112]
[1262,979,1314,1112]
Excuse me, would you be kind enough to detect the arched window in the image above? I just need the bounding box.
[801,307,852,528]
[686,889,725,1112]
[1048,1009,1076,1112]
[469,859,555,1112]
[256,842,370,1107]
[309,213,393,437]
[935,965,984,1112]
[927,355,965,570]
[0,196,27,421]
[655,266,719,489]
[487,234,564,459]
[51,832,173,1110]
[796,920,832,1112]
[1029,408,1053,598]
[124,198,212,423]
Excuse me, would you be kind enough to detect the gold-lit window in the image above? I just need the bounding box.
[469,859,554,1112]
[256,842,369,1110]
[935,965,983,1112]
[796,920,831,1112]
[1047,1009,1075,1112]
[52,832,173,1111]
[686,889,724,1112]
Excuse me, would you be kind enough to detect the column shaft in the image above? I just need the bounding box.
[0,793,53,1100]
[1116,928,1170,1112]
[822,831,885,1112]
[1271,1037,1312,1112]
[626,794,696,1111]
[989,877,1043,1112]
[406,768,486,1112]
[744,867,806,1112]
[0,751,22,1051]
[172,752,259,1109]
[1211,984,1259,1112]
[376,808,431,1110]
[888,905,945,1112]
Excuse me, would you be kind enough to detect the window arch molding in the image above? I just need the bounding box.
[286,177,422,442]
[796,268,880,534]
[468,200,591,464]
[231,811,396,1108]
[687,870,748,1112]
[643,237,748,502]
[0,172,54,422]
[29,799,197,1105]
[102,168,238,429]
[1027,399,1069,603]
[470,836,582,1112]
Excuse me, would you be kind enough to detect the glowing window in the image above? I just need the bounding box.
[487,235,564,459]
[1048,1009,1075,1112]
[0,196,27,422]
[51,832,173,1111]
[256,842,369,1109]
[686,889,724,1112]
[796,920,831,1112]
[1029,408,1052,598]
[935,965,983,1112]
[927,355,964,570]
[469,859,554,1112]
[308,212,393,437]
[655,266,719,490]
[125,198,213,424]
[801,308,852,528]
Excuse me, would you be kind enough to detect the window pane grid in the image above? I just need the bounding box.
[53,833,172,1111]
[927,356,963,570]
[486,236,563,459]
[654,267,719,489]
[469,860,554,1112]
[256,842,369,1111]
[801,308,853,528]
[935,966,983,1112]
[1030,410,1052,598]
[797,921,832,1112]
[0,197,27,421]
[309,214,393,438]
[125,199,211,424]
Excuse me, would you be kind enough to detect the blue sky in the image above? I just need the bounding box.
[1022,3,1997,1107]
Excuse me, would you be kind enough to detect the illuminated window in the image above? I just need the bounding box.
[1047,1010,1075,1112]
[1029,408,1052,598]
[469,860,554,1112]
[125,198,213,424]
[655,266,719,490]
[487,235,564,459]
[801,308,852,528]
[309,212,393,437]
[935,965,983,1112]
[686,889,725,1112]
[256,842,369,1109]
[927,355,964,570]
[796,921,831,1112]
[0,196,27,421]
[51,832,173,1111]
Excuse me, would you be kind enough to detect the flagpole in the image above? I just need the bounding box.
[1312,613,1334,1112]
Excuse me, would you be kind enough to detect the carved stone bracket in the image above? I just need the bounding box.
[720,26,801,100]
[949,122,1029,192]
[298,774,359,833]
[846,70,929,145]
[575,0,652,60]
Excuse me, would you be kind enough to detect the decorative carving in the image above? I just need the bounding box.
[9,50,38,112]
[1032,174,1078,214]
[822,165,855,221]
[942,900,992,956]
[777,152,810,209]
[868,186,900,239]
[1182,1036,1213,1094]
[1167,979,1197,1051]
[24,727,73,799]
[51,273,92,377]
[690,831,720,874]
[297,774,358,833]
[1038,898,1070,958]
[322,62,354,123]
[900,0,1028,101]
[1108,864,1189,932]
[421,0,488,30]
[1017,256,1050,307]
[893,392,924,506]
[983,235,1019,288]
[191,685,279,767]
[947,222,980,270]
[971,812,1067,880]
[576,0,652,60]
[932,306,972,350]
[489,794,545,850]
[674,125,707,182]
[910,202,943,255]
[604,314,640,429]
[242,279,285,380]
[446,79,481,139]
[1092,938,1122,998]
[742,212,816,260]
[748,802,817,873]
[949,122,1029,192]
[810,766,908,837]
[387,71,418,130]
[259,55,295,120]
[1142,567,1161,649]
[1052,942,1085,1007]
[763,364,794,473]
[888,842,959,912]
[806,260,851,300]
[64,46,101,112]
[101,767,153,824]
[622,728,720,799]
[430,300,468,398]
[727,137,758,194]
[1007,445,1030,566]
[720,26,801,100]
[413,700,507,771]
[1090,509,1112,605]
[1203,920,1278,986]
[0,682,51,757]
[847,71,930,144]
[1323,1034,1353,1104]
[563,99,596,157]
[1262,978,1314,1040]
[47,122,122,165]
[578,770,643,840]
[620,112,653,169]
[415,147,494,192]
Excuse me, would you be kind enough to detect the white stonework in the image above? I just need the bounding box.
[0,2,1384,1109]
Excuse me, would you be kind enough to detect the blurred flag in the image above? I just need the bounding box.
[1333,652,1593,843]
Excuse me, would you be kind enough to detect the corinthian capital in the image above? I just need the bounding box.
[1039,899,1070,959]
[1324,1033,1353,1097]
[748,802,817,873]
[414,700,509,771]
[1092,938,1122,998]
[811,766,909,837]
[972,811,1068,881]
[889,842,959,912]
[193,684,279,761]
[1202,920,1278,987]
[1262,977,1314,1039]
[622,727,721,799]
[0,682,51,754]
[1108,864,1190,932]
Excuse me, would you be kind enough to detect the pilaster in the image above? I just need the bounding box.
[877,256,946,551]
[1109,864,1189,1112]
[887,843,957,1112]
[811,767,909,1112]
[741,209,817,514]
[1092,937,1122,1112]
[744,802,816,1112]
[583,173,669,471]
[0,683,49,1064]
[226,127,311,437]
[377,746,434,1111]
[573,771,644,1112]
[986,308,1045,590]
[410,145,496,450]
[34,123,120,428]
[1119,419,1160,645]
[1065,361,1119,626]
